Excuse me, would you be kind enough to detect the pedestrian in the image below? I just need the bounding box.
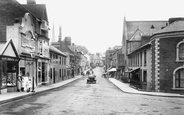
[17,74,21,92]
[86,70,90,76]
[20,74,24,92]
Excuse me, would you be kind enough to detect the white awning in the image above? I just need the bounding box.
[108,68,116,72]
[128,67,140,73]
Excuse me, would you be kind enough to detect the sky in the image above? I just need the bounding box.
[17,0,184,54]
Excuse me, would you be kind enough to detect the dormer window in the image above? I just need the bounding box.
[176,39,184,61]
[150,25,155,29]
[41,20,48,31]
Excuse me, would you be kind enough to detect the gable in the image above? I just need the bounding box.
[3,43,16,57]
[129,29,143,41]
[1,39,19,58]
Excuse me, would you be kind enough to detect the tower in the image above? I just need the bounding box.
[58,25,62,42]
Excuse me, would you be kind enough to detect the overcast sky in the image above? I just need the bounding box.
[17,0,184,54]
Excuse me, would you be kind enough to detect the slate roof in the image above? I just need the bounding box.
[0,0,28,41]
[129,28,143,41]
[156,20,184,34]
[125,20,168,40]
[51,41,74,55]
[49,45,67,57]
[22,4,48,21]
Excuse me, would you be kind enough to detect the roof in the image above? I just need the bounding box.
[156,20,184,34]
[125,20,168,40]
[127,42,151,56]
[129,28,143,41]
[49,45,67,57]
[51,41,74,55]
[0,0,28,41]
[0,39,19,58]
[22,4,48,21]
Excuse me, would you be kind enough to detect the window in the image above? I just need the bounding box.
[144,50,147,66]
[175,68,184,88]
[179,43,184,60]
[143,70,147,83]
[60,57,61,65]
[140,52,142,66]
[176,40,184,61]
[60,69,61,77]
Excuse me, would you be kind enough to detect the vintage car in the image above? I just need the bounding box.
[87,74,96,84]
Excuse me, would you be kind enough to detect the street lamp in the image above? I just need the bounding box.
[30,51,36,92]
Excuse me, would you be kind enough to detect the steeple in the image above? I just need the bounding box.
[58,26,62,42]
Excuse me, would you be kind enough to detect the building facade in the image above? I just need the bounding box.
[49,46,67,84]
[123,17,184,93]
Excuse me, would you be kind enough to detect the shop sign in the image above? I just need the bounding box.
[1,57,19,61]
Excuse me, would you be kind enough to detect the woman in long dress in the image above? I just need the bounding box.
[17,75,21,92]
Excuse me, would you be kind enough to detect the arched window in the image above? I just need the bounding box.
[175,68,184,88]
[176,40,184,61]
[179,43,184,60]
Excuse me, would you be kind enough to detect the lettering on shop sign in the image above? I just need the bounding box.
[1,57,19,61]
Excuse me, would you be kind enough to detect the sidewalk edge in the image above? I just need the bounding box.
[108,78,184,98]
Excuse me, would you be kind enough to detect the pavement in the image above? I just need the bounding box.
[108,78,184,98]
[1,75,184,106]
[0,75,83,105]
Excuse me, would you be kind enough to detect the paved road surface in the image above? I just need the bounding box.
[0,67,184,115]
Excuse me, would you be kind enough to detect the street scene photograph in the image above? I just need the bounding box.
[0,0,184,115]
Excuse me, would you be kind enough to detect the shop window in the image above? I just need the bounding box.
[20,67,25,76]
[175,68,184,88]
[1,61,7,88]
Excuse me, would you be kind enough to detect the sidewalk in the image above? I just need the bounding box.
[0,75,83,105]
[109,78,184,98]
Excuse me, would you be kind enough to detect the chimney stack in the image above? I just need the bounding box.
[64,37,71,46]
[27,0,36,4]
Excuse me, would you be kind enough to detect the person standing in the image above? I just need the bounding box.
[17,74,21,92]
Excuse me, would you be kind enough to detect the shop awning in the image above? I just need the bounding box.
[108,68,116,72]
[129,67,140,73]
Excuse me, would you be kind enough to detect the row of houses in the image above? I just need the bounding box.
[106,17,184,94]
[0,0,90,94]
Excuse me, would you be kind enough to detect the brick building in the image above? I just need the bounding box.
[122,17,184,93]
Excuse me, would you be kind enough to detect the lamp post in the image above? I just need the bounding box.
[30,51,36,92]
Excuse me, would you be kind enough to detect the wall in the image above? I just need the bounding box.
[159,37,184,92]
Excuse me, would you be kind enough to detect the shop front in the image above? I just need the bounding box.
[37,59,49,85]
[129,67,141,89]
[0,40,20,94]
[19,56,36,90]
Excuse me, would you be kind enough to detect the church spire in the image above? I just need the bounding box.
[58,25,62,42]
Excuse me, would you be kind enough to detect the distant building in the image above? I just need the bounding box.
[51,26,75,78]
